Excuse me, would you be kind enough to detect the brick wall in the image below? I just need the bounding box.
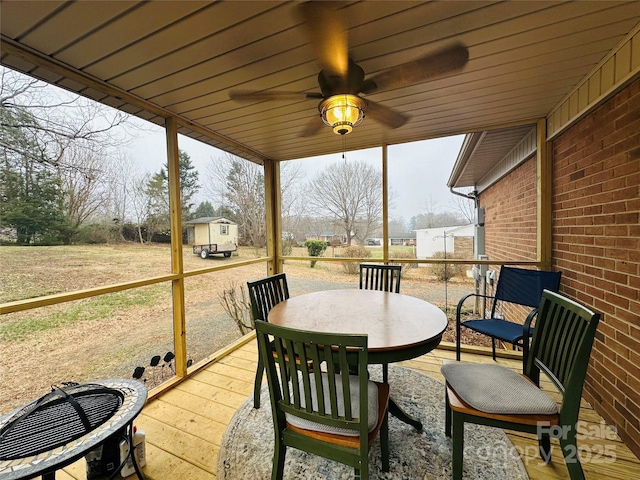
[478,159,540,345]
[480,157,538,262]
[453,236,473,258]
[552,77,640,458]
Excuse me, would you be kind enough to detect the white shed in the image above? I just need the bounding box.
[184,217,238,258]
[415,224,474,259]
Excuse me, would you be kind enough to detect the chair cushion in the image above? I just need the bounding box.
[441,363,558,415]
[462,318,529,343]
[285,372,378,437]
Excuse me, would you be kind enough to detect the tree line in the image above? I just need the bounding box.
[1,68,471,248]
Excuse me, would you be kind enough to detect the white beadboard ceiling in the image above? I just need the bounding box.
[1,1,639,168]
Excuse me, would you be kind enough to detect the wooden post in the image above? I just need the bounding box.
[264,158,282,274]
[165,116,187,377]
[537,118,553,271]
[382,144,389,263]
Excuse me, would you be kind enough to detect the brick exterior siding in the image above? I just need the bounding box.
[479,158,540,331]
[480,158,538,262]
[552,77,640,458]
[476,78,639,458]
[453,236,474,259]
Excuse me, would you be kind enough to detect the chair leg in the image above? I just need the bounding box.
[539,432,551,464]
[560,433,585,480]
[272,441,286,480]
[445,388,452,438]
[254,356,264,409]
[381,410,390,472]
[522,339,530,374]
[452,412,464,480]
[359,455,368,480]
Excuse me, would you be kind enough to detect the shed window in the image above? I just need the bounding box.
[220,225,229,235]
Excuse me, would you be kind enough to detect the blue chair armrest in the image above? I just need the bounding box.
[455,293,495,361]
[455,293,495,321]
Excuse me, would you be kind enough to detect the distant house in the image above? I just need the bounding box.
[305,232,349,246]
[389,232,416,246]
[365,233,415,246]
[415,224,474,259]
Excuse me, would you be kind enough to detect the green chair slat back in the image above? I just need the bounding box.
[247,273,289,323]
[359,263,402,293]
[444,290,600,480]
[255,321,390,480]
[358,263,402,383]
[247,273,290,408]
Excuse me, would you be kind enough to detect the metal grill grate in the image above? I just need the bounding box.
[0,384,123,459]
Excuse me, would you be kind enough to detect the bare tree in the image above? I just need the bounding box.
[130,173,153,244]
[106,153,143,241]
[388,217,409,237]
[1,67,135,244]
[56,145,110,243]
[450,187,476,224]
[210,154,266,247]
[205,154,305,248]
[1,68,130,170]
[307,160,382,246]
[279,161,308,240]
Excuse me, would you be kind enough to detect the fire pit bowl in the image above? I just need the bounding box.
[0,379,147,480]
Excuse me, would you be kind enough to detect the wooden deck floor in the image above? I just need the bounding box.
[60,337,639,479]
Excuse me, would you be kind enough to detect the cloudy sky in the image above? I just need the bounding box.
[123,120,466,222]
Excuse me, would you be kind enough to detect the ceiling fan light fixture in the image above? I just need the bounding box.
[320,94,366,135]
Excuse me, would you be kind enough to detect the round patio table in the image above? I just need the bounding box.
[0,379,147,480]
[268,289,448,431]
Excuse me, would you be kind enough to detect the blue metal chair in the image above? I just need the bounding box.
[455,266,561,363]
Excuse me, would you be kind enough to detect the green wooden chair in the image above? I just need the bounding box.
[442,290,600,480]
[247,273,290,409]
[255,321,390,480]
[359,263,402,294]
[359,263,401,384]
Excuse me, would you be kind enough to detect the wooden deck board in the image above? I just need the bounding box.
[136,415,219,474]
[157,388,238,425]
[61,342,639,480]
[190,369,254,394]
[173,379,249,410]
[142,399,228,446]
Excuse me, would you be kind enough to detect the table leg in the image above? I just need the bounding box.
[380,363,423,431]
[42,474,55,480]
[388,397,423,431]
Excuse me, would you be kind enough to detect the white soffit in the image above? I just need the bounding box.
[448,124,537,190]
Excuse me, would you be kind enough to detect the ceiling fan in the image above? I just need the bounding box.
[229,2,469,136]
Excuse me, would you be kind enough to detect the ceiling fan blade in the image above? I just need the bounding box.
[365,100,408,129]
[299,115,324,137]
[229,90,323,102]
[360,43,469,94]
[296,2,348,76]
